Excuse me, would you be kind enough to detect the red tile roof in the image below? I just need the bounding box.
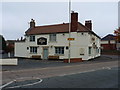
[25,22,100,38]
[25,22,89,34]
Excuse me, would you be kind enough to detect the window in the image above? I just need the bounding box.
[81,33,84,35]
[80,48,85,55]
[27,47,29,50]
[88,47,92,55]
[97,48,99,54]
[30,47,37,54]
[55,47,64,55]
[30,36,35,42]
[49,34,56,42]
[98,48,100,54]
[66,46,69,50]
[96,47,100,54]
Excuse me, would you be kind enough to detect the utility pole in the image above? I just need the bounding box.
[68,0,71,63]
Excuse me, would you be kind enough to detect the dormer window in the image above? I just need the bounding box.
[30,35,35,42]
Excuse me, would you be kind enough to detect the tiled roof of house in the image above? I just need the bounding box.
[25,22,89,34]
[26,23,69,35]
[25,22,100,38]
[101,34,115,41]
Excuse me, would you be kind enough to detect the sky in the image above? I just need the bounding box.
[0,1,119,40]
[118,1,120,27]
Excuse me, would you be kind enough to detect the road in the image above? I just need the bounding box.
[1,55,119,89]
[4,67,119,88]
[2,55,119,71]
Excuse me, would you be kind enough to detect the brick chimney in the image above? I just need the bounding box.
[85,20,92,30]
[30,19,35,28]
[71,11,78,32]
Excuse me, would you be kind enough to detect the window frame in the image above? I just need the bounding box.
[30,35,35,42]
[55,47,64,55]
[49,34,56,42]
[30,47,37,54]
[88,47,92,55]
[80,48,85,55]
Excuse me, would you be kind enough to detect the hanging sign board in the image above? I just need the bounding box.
[67,38,75,41]
[37,37,47,45]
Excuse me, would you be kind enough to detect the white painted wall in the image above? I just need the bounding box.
[110,40,116,44]
[101,41,108,44]
[0,58,18,65]
[101,40,116,44]
[15,42,27,57]
[15,31,101,60]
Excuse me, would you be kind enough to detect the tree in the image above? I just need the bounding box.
[6,43,14,53]
[114,27,120,43]
[0,35,6,51]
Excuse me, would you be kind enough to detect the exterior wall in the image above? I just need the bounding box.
[101,44,116,50]
[15,42,27,57]
[110,40,116,44]
[101,40,116,44]
[116,43,120,50]
[101,41,109,44]
[15,32,101,60]
[101,40,116,50]
[0,58,18,65]
[87,33,101,60]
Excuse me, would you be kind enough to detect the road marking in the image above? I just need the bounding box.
[58,69,96,77]
[0,80,16,89]
[102,67,111,70]
[58,66,116,77]
[6,78,43,88]
[59,74,67,76]
[15,76,39,82]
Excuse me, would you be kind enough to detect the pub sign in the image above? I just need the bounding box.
[37,37,47,45]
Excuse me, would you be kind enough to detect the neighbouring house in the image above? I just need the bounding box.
[101,34,117,50]
[15,12,101,61]
[0,35,6,54]
[5,40,16,57]
[116,43,120,50]
[6,40,16,53]
[6,38,25,57]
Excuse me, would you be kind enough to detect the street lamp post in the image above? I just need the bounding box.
[68,0,71,63]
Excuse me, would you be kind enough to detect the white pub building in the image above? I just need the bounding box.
[15,12,101,61]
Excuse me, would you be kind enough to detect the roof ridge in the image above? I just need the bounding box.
[35,23,69,28]
[101,34,115,40]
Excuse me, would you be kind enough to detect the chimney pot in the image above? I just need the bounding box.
[85,20,92,30]
[71,12,78,32]
[30,19,35,28]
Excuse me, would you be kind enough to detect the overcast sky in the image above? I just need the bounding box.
[118,1,120,27]
[1,1,118,40]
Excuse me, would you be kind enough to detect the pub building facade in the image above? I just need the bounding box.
[15,12,101,61]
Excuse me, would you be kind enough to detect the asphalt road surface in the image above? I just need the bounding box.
[2,55,119,71]
[1,55,119,89]
[3,67,119,89]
